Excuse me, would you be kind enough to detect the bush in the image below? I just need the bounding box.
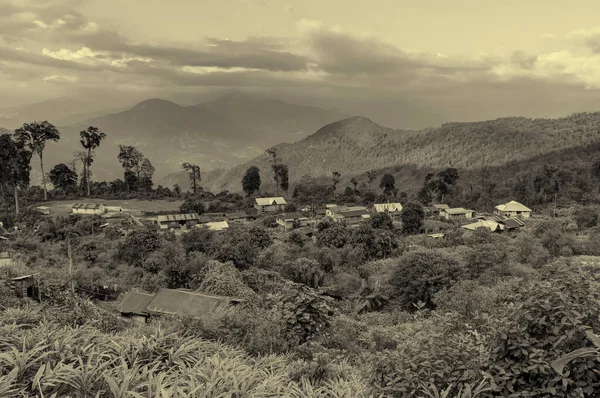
[389,248,463,310]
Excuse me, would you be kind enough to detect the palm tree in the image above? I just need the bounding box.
[14,121,60,201]
[79,126,106,196]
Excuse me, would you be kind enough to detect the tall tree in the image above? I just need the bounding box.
[277,164,289,193]
[14,121,60,201]
[118,145,143,191]
[182,162,201,193]
[79,126,106,196]
[401,202,425,235]
[266,147,280,196]
[242,166,261,197]
[49,163,77,190]
[367,170,377,184]
[0,134,31,216]
[332,171,341,191]
[139,158,155,191]
[379,174,396,196]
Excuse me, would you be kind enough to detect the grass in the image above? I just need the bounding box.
[38,199,184,217]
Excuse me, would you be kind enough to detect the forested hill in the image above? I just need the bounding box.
[199,112,600,193]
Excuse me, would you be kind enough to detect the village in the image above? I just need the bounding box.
[1,195,534,324]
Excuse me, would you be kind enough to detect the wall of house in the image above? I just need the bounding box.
[498,210,531,218]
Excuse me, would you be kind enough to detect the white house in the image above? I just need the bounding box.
[254,197,287,214]
[441,208,475,220]
[72,203,106,215]
[494,201,532,219]
[373,203,403,218]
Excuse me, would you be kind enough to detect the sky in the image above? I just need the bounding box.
[3,0,600,125]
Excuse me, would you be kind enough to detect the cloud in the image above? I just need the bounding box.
[43,74,78,83]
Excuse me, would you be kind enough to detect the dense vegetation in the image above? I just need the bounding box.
[3,199,600,396]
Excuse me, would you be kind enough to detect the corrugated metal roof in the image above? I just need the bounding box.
[461,220,501,232]
[433,204,450,209]
[117,291,154,315]
[502,218,525,229]
[495,200,532,212]
[339,209,371,217]
[157,213,200,222]
[444,208,473,215]
[73,203,105,210]
[255,197,287,206]
[373,203,403,213]
[145,289,239,319]
[204,221,229,231]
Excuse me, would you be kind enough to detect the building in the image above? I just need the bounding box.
[36,206,50,215]
[477,213,525,231]
[156,213,202,229]
[254,197,287,214]
[0,251,13,267]
[116,291,154,323]
[226,212,252,224]
[373,203,403,218]
[7,273,40,299]
[204,221,229,232]
[105,206,123,213]
[441,207,475,220]
[428,204,450,217]
[328,205,371,225]
[461,220,503,232]
[72,203,106,215]
[494,200,532,219]
[144,289,242,320]
[276,212,309,231]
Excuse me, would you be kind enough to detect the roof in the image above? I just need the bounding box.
[461,220,501,232]
[373,203,403,213]
[36,206,50,210]
[277,212,308,221]
[339,209,371,218]
[72,203,105,210]
[294,227,315,236]
[157,213,200,222]
[444,207,474,215]
[226,212,248,219]
[145,289,239,319]
[255,197,287,206]
[197,215,212,223]
[495,200,532,212]
[11,273,40,281]
[433,204,450,209]
[204,221,229,231]
[502,218,525,229]
[427,233,446,238]
[117,291,154,315]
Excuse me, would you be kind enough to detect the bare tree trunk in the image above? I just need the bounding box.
[86,149,92,197]
[13,186,19,216]
[67,234,74,296]
[40,153,47,201]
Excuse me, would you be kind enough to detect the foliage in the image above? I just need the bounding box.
[402,202,425,235]
[116,230,161,266]
[389,248,464,310]
[179,197,205,214]
[241,165,261,196]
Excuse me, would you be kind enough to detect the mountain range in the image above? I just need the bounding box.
[0,93,348,184]
[187,112,600,194]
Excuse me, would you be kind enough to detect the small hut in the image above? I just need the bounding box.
[9,273,40,299]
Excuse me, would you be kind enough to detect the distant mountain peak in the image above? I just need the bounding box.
[131,98,181,111]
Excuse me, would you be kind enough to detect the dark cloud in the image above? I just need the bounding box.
[510,50,538,69]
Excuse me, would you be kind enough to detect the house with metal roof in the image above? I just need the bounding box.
[276,212,309,231]
[117,291,154,323]
[494,200,532,218]
[461,220,503,232]
[373,203,403,218]
[72,203,106,215]
[427,204,450,217]
[156,213,202,229]
[441,207,475,220]
[254,197,287,214]
[328,205,371,225]
[145,289,242,319]
[36,206,50,215]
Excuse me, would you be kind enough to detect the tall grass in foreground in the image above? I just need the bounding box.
[0,315,376,397]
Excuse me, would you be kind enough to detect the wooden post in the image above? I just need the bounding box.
[67,234,74,296]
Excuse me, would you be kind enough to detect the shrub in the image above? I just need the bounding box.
[389,248,464,310]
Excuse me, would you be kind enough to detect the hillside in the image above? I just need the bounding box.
[199,113,600,193]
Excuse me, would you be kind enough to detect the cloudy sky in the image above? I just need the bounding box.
[3,0,600,125]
